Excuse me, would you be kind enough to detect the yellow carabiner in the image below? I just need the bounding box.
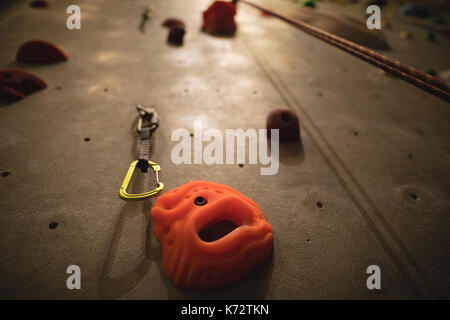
[119,160,164,200]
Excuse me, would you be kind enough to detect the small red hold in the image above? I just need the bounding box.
[16,40,68,64]
[30,0,49,8]
[202,1,237,36]
[0,68,47,101]
[266,108,301,142]
[162,18,186,45]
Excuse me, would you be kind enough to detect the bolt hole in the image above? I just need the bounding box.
[410,193,418,200]
[2,171,10,177]
[408,154,413,158]
[49,222,59,229]
[84,137,90,142]
[280,111,291,122]
[306,239,311,243]
[103,88,108,92]
[353,131,359,136]
[194,196,207,206]
[316,201,323,209]
[190,133,194,137]
[238,163,244,168]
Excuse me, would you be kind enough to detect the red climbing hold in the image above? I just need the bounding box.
[266,108,301,142]
[0,68,47,101]
[162,18,186,45]
[202,1,237,36]
[30,0,49,8]
[16,40,68,64]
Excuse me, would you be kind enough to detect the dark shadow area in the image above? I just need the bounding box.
[200,28,238,39]
[97,199,159,299]
[0,0,25,12]
[0,96,15,108]
[278,139,305,166]
[155,249,274,299]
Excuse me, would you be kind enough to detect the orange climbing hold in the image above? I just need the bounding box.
[202,1,237,36]
[151,181,273,290]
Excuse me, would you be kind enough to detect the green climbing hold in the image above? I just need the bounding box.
[425,69,436,76]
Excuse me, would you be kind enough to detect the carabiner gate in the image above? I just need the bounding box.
[119,160,164,200]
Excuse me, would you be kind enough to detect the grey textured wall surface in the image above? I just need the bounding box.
[0,0,449,299]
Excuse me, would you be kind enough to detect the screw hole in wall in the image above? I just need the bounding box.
[316,201,324,209]
[49,222,59,229]
[410,193,418,200]
[1,171,10,177]
[84,137,90,142]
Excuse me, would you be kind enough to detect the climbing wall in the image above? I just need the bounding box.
[0,0,449,299]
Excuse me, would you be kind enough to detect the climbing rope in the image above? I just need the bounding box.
[238,0,450,103]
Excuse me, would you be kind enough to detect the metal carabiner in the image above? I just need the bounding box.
[119,105,164,200]
[119,160,164,200]
[136,105,159,134]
